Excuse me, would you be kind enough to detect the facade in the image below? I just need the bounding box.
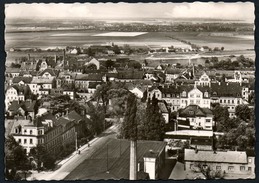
[185,149,255,178]
[177,105,214,130]
[11,119,44,154]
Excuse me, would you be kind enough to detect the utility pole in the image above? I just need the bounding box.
[106,144,109,173]
[75,131,78,152]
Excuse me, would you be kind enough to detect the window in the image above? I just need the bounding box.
[190,94,194,98]
[224,100,226,103]
[197,94,201,98]
[248,167,252,171]
[240,166,245,171]
[30,139,33,144]
[248,158,252,163]
[228,100,230,104]
[206,119,211,123]
[18,139,21,143]
[190,100,194,104]
[190,164,194,169]
[24,139,27,144]
[204,92,208,97]
[30,130,33,135]
[182,91,186,97]
[216,166,221,170]
[228,166,234,171]
[196,100,200,104]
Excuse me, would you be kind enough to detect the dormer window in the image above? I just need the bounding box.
[189,111,194,115]
[204,92,208,97]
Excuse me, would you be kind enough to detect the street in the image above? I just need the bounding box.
[28,125,118,180]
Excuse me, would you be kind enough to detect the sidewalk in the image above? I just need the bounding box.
[27,125,117,180]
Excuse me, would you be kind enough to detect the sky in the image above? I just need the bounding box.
[5,2,254,22]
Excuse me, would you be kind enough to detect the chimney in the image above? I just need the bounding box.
[129,140,137,180]
[54,54,57,63]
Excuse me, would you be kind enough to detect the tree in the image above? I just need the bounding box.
[144,97,165,141]
[235,104,251,121]
[121,93,138,140]
[29,145,46,171]
[88,104,105,135]
[212,104,229,132]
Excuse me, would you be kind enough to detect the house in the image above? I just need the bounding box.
[55,117,76,147]
[63,89,75,100]
[5,67,20,78]
[8,100,36,119]
[184,149,255,178]
[5,85,31,110]
[20,61,37,71]
[12,76,33,86]
[29,76,55,95]
[211,82,243,117]
[129,86,146,99]
[195,72,211,87]
[180,85,211,109]
[39,68,59,78]
[158,101,170,124]
[177,105,214,130]
[84,57,100,70]
[75,73,103,89]
[10,119,44,154]
[190,137,213,151]
[165,68,181,82]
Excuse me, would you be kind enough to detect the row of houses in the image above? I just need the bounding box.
[6,109,86,155]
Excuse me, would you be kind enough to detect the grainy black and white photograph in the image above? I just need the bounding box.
[4,2,255,180]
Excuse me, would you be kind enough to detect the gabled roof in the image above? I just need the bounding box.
[178,105,212,117]
[12,76,33,84]
[39,68,59,77]
[55,117,74,126]
[8,101,20,111]
[67,110,83,122]
[117,71,144,80]
[165,68,182,75]
[158,101,169,113]
[185,149,247,164]
[20,100,36,112]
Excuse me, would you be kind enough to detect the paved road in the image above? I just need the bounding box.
[169,162,186,180]
[30,125,118,180]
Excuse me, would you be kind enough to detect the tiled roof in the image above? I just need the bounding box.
[88,82,101,89]
[67,110,83,122]
[12,76,33,84]
[211,82,242,97]
[178,105,212,117]
[55,117,73,126]
[8,101,20,111]
[5,67,20,73]
[20,100,36,112]
[185,149,247,164]
[190,137,213,146]
[39,68,59,77]
[31,76,54,84]
[117,71,144,80]
[165,68,182,74]
[158,101,169,113]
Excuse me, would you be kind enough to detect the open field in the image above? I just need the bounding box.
[92,32,148,37]
[5,30,254,51]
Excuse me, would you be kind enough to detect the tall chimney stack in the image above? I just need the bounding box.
[129,140,137,180]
